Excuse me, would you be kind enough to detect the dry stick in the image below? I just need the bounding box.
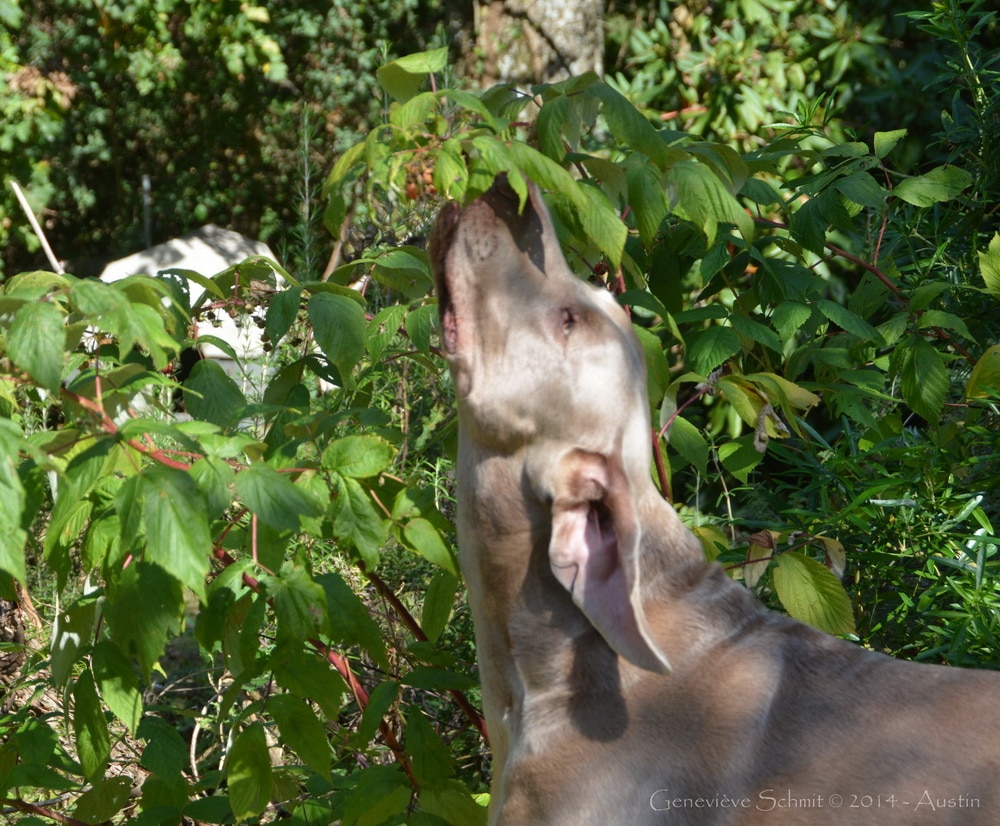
[9,180,64,274]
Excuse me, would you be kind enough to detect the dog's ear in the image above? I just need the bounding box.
[548,450,671,673]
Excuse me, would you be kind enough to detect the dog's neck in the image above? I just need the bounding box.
[455,436,730,777]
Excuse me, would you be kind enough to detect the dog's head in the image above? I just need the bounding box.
[431,176,670,673]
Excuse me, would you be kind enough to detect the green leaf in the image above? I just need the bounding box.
[266,286,302,346]
[405,712,453,789]
[236,464,322,531]
[730,313,783,353]
[917,309,972,340]
[141,467,212,598]
[317,571,389,670]
[433,138,469,199]
[182,360,247,430]
[626,163,668,248]
[665,415,709,476]
[979,232,1000,300]
[718,436,764,483]
[372,246,432,299]
[770,301,813,342]
[331,476,386,566]
[376,47,448,102]
[73,669,111,783]
[308,292,366,380]
[342,765,411,825]
[322,434,396,479]
[817,299,881,341]
[686,326,741,376]
[873,129,907,159]
[92,641,143,735]
[967,343,1000,399]
[262,565,329,643]
[0,422,27,584]
[894,165,973,207]
[899,337,948,421]
[587,82,685,170]
[6,300,64,393]
[227,723,272,822]
[405,303,436,355]
[833,171,888,209]
[189,456,236,517]
[421,779,489,825]
[51,595,99,690]
[105,562,184,679]
[403,517,458,576]
[772,552,855,636]
[268,694,331,781]
[73,776,132,824]
[667,160,753,244]
[422,569,458,644]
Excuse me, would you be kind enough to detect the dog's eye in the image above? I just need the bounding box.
[560,307,576,337]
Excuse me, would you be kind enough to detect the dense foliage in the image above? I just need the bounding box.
[1,1,999,823]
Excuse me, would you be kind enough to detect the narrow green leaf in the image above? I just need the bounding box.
[433,138,469,199]
[73,670,111,783]
[773,551,855,636]
[665,415,709,476]
[405,712,453,789]
[917,309,971,340]
[405,303,436,355]
[817,299,881,341]
[266,286,302,346]
[92,640,143,735]
[268,694,331,781]
[141,467,212,598]
[6,300,64,393]
[587,82,685,170]
[667,160,753,244]
[0,422,27,584]
[51,595,99,690]
[308,292,366,380]
[403,517,458,576]
[627,164,668,248]
[227,723,272,822]
[236,464,322,531]
[421,569,458,644]
[894,165,973,207]
[730,313,783,353]
[899,337,948,421]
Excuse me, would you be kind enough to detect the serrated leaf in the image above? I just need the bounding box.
[6,300,64,393]
[917,309,971,340]
[421,778,490,825]
[73,776,132,824]
[331,475,386,566]
[966,343,1000,399]
[322,434,396,478]
[182,360,247,429]
[587,82,685,170]
[92,640,143,735]
[730,313,783,353]
[268,694,331,781]
[770,301,813,342]
[73,670,111,783]
[141,467,211,598]
[686,326,741,376]
[0,423,27,584]
[406,303,436,355]
[433,138,469,199]
[105,562,184,679]
[665,415,709,475]
[979,232,1000,300]
[51,595,99,689]
[227,722,272,822]
[236,464,322,531]
[833,171,888,209]
[342,765,411,825]
[773,551,855,635]
[263,565,329,643]
[667,160,753,244]
[403,517,458,576]
[899,337,948,421]
[817,299,881,341]
[317,571,389,669]
[308,292,366,380]
[894,165,973,207]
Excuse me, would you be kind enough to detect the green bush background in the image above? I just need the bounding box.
[2,1,999,822]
